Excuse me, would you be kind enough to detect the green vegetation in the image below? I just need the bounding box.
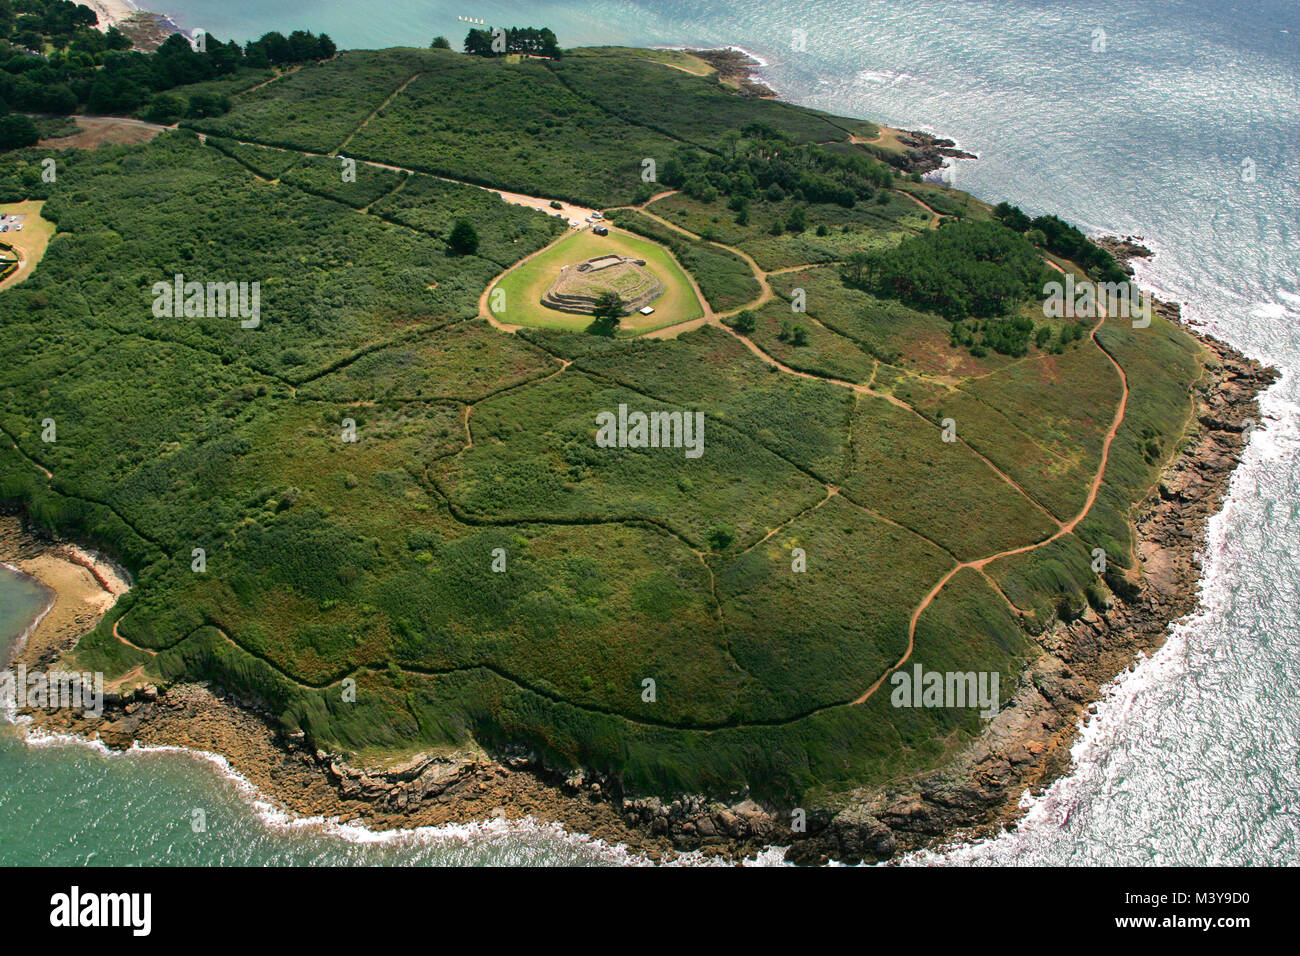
[551,49,867,149]
[0,2,336,130]
[463,26,561,59]
[588,290,624,336]
[609,209,759,313]
[367,172,563,267]
[0,42,1207,807]
[0,113,35,148]
[994,201,1128,283]
[642,187,921,272]
[279,152,405,207]
[846,219,1051,325]
[447,218,479,256]
[659,122,893,207]
[488,228,702,334]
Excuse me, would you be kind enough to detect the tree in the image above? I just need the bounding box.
[707,524,735,550]
[185,92,231,118]
[447,218,479,256]
[791,324,810,346]
[288,30,321,62]
[994,201,1031,232]
[105,26,132,51]
[786,204,807,233]
[728,310,757,334]
[430,36,451,49]
[463,28,495,56]
[842,251,873,287]
[588,291,624,336]
[720,128,741,159]
[142,92,186,123]
[464,25,562,58]
[0,114,38,150]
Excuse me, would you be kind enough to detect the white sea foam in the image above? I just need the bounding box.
[723,44,768,68]
[855,69,909,85]
[9,712,788,865]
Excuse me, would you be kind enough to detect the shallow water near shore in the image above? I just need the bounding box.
[0,575,651,865]
[3,0,1296,865]
[0,566,52,652]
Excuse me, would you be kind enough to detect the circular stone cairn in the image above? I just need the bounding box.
[541,254,666,315]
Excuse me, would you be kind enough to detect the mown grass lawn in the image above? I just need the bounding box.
[488,228,704,335]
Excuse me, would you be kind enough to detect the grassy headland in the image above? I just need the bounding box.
[0,37,1220,846]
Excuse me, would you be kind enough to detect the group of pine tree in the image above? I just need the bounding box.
[455,26,561,59]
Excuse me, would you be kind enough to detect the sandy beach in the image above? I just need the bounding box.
[0,516,130,669]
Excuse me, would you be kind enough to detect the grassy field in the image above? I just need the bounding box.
[605,209,762,314]
[488,228,704,334]
[0,44,1207,806]
[645,190,923,271]
[0,201,54,292]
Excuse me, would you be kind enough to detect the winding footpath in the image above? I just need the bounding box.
[589,193,1130,707]
[1,127,1133,728]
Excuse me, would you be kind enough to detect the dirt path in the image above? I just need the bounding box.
[0,244,27,293]
[851,275,1129,705]
[332,72,422,156]
[476,230,578,333]
[235,65,302,97]
[590,197,1063,527]
[626,201,775,334]
[896,188,945,228]
[228,136,600,230]
[4,126,1131,725]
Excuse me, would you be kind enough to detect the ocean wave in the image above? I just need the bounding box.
[854,69,911,85]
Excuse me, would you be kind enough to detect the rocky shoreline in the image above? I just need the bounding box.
[890,130,978,174]
[685,48,778,97]
[687,48,976,175]
[1095,235,1156,275]
[6,308,1276,864]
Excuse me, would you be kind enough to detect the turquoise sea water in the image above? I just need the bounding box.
[0,566,51,646]
[2,0,1296,865]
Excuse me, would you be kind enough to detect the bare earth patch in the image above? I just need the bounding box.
[39,116,167,151]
